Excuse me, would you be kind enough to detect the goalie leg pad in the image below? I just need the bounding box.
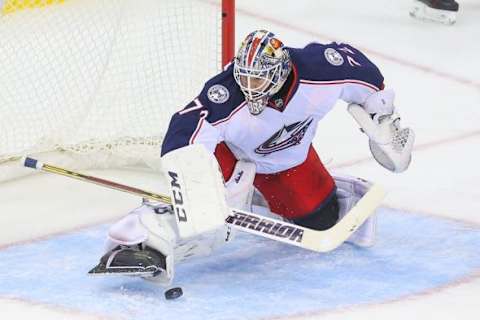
[106,206,150,250]
[106,203,178,258]
[334,174,377,247]
[161,144,230,239]
[103,199,232,286]
[102,203,176,285]
[139,202,232,281]
[225,160,256,211]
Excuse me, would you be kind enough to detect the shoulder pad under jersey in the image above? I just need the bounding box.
[288,42,384,89]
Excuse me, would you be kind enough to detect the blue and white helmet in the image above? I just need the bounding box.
[233,30,291,115]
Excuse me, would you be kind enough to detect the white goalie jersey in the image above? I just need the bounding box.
[161,42,387,174]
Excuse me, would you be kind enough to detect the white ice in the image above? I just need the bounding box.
[1,0,479,319]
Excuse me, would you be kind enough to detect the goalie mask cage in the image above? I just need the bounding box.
[0,0,235,182]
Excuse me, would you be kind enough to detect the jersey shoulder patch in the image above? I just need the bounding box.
[323,47,345,66]
[207,84,230,104]
[198,64,246,123]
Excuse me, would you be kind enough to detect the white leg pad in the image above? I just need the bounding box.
[334,174,377,247]
[106,207,148,248]
[225,160,256,211]
[105,201,232,285]
[161,144,230,239]
[103,204,176,285]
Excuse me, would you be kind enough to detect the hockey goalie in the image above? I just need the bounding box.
[89,30,415,286]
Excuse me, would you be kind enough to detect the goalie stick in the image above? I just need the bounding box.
[22,156,385,253]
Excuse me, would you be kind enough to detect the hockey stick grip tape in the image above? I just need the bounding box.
[22,157,43,170]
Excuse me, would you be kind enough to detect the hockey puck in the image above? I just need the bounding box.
[164,287,183,300]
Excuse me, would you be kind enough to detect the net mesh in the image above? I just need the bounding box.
[0,0,223,181]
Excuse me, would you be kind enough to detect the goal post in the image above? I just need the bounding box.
[0,0,235,182]
[222,0,235,67]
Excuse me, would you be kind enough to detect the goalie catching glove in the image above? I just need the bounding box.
[348,89,415,173]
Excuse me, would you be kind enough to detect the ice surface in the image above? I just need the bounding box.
[1,0,479,319]
[0,209,479,320]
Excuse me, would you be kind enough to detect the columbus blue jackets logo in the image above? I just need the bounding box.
[207,84,230,103]
[255,117,313,155]
[324,48,344,66]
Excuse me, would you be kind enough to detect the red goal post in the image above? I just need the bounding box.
[0,0,235,182]
[222,0,235,67]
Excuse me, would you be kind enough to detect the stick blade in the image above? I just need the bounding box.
[302,184,386,252]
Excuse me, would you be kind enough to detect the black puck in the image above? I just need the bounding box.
[164,287,183,300]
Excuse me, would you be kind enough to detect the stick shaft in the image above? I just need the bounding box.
[23,157,171,204]
[22,157,384,253]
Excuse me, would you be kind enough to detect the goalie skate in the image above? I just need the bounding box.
[409,0,459,25]
[88,245,166,277]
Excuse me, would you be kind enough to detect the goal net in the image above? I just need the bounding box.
[0,0,234,181]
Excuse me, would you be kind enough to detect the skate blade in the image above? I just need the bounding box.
[409,3,457,25]
[88,264,161,277]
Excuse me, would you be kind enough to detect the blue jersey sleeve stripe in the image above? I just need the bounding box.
[178,98,203,115]
[299,79,380,91]
[211,102,247,126]
[161,108,204,156]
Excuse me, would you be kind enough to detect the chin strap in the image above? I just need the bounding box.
[348,103,415,173]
